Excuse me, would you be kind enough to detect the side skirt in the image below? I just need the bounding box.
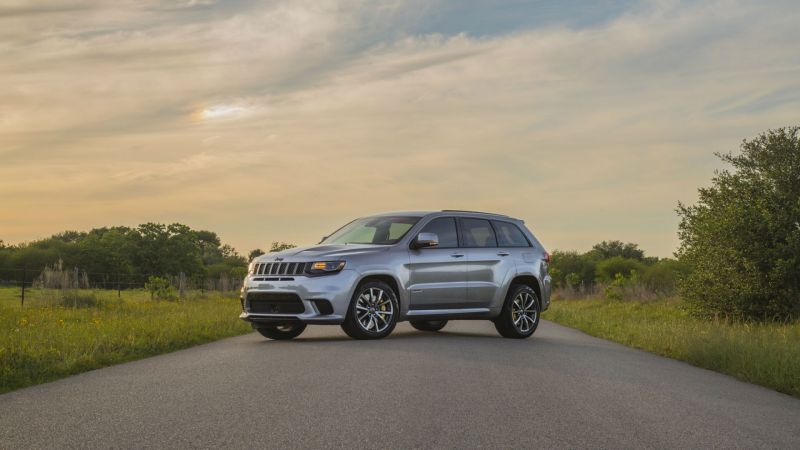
[403,308,494,321]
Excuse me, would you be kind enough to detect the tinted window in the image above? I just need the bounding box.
[388,222,414,240]
[323,216,420,245]
[460,218,497,248]
[419,217,458,248]
[492,221,530,247]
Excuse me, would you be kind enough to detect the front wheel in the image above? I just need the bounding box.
[494,284,540,339]
[410,320,448,332]
[341,281,399,340]
[255,322,307,340]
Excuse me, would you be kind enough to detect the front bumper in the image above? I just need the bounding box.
[239,269,358,325]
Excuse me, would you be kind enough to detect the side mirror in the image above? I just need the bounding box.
[412,232,439,249]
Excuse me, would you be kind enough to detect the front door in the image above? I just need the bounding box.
[407,217,467,310]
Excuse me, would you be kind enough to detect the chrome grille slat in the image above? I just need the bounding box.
[253,261,307,276]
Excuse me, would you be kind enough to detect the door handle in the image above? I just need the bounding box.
[497,251,510,256]
[450,253,465,258]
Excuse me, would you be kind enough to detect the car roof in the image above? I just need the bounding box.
[367,210,520,222]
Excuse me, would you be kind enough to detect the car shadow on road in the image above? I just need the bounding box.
[252,329,502,344]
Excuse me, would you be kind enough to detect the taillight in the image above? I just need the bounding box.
[543,251,551,263]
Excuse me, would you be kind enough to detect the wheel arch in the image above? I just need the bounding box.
[507,274,543,310]
[353,273,405,313]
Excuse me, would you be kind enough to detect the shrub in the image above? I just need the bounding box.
[58,290,100,308]
[642,259,687,295]
[549,250,597,288]
[595,257,645,283]
[604,273,627,301]
[677,127,800,320]
[564,273,582,289]
[589,240,645,260]
[145,276,177,301]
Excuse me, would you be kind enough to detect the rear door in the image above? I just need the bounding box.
[407,217,468,310]
[460,218,515,308]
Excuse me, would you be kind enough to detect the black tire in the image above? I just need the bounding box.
[410,320,448,332]
[341,280,399,340]
[254,322,307,340]
[494,284,540,339]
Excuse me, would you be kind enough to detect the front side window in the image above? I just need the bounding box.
[460,218,497,248]
[492,221,530,247]
[323,216,420,245]
[418,217,458,248]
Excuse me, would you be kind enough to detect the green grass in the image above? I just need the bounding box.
[544,297,800,398]
[0,287,251,394]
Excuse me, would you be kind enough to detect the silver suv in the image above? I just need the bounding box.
[240,211,551,340]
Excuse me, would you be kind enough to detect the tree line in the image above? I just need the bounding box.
[549,240,688,297]
[0,223,251,282]
[1,128,796,320]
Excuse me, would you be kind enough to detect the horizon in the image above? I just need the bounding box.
[2,0,799,258]
[1,212,678,259]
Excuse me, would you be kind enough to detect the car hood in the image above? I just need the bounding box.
[255,244,389,261]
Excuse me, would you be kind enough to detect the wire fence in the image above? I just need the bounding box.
[0,266,244,307]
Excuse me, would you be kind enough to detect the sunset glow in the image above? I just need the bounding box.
[1,1,798,257]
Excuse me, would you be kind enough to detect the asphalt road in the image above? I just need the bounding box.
[2,320,799,449]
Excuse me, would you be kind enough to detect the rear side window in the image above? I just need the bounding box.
[419,217,458,248]
[460,218,497,248]
[492,221,531,247]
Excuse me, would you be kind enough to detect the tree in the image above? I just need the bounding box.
[77,227,134,275]
[52,231,87,243]
[589,240,645,260]
[196,230,222,265]
[595,257,645,283]
[677,127,800,320]
[270,242,296,252]
[642,259,688,295]
[248,249,265,260]
[549,250,597,288]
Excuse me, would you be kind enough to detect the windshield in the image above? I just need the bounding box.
[323,216,421,245]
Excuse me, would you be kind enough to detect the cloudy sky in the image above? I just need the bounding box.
[1,0,798,257]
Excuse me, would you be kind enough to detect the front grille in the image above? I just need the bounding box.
[248,292,305,314]
[253,262,308,276]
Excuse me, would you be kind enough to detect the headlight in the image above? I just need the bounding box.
[306,261,346,275]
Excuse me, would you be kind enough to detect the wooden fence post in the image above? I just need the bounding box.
[20,267,26,308]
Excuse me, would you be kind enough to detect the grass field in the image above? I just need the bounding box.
[0,287,251,394]
[543,297,800,398]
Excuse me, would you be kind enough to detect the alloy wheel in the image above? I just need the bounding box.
[511,291,538,333]
[355,287,394,333]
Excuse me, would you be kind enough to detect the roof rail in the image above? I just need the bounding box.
[441,209,510,217]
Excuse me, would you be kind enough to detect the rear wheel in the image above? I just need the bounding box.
[494,284,540,339]
[341,281,398,340]
[254,322,307,340]
[410,320,448,332]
